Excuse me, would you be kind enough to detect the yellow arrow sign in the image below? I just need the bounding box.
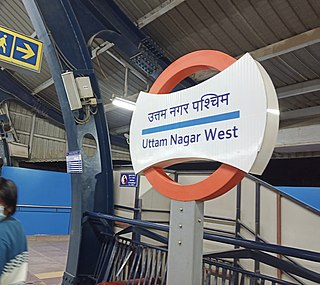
[0,25,43,73]
[16,43,35,60]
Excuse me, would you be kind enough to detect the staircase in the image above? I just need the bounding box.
[81,169,320,284]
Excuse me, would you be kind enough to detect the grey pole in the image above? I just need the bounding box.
[167,200,204,285]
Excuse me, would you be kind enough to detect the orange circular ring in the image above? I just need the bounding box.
[144,50,245,201]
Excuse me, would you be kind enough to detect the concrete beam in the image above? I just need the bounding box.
[281,106,320,121]
[190,78,320,100]
[35,17,319,98]
[275,124,320,153]
[32,77,54,95]
[277,79,320,99]
[30,31,37,38]
[136,0,186,28]
[251,27,320,61]
[110,125,130,135]
[192,28,320,82]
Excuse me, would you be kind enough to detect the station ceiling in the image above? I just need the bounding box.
[0,0,319,160]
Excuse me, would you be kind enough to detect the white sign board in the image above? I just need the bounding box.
[66,150,83,173]
[130,53,279,175]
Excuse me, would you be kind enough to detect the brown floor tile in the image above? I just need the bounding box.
[27,235,69,285]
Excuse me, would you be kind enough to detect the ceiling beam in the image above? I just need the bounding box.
[251,27,320,61]
[32,41,148,95]
[32,42,114,95]
[192,27,320,82]
[277,79,320,99]
[136,0,186,29]
[281,106,320,121]
[275,124,320,153]
[32,77,54,95]
[110,125,130,135]
[31,13,320,102]
[33,0,251,97]
[30,31,37,38]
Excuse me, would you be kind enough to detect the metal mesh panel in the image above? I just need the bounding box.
[97,237,168,285]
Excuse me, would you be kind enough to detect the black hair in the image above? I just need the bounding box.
[0,177,17,216]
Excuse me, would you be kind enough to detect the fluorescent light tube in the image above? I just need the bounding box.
[112,97,136,111]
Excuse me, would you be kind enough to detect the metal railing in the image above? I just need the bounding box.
[103,237,167,285]
[85,211,320,285]
[203,258,299,285]
[94,169,320,285]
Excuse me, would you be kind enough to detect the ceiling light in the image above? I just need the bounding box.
[112,97,136,111]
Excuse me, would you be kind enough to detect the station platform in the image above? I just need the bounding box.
[27,235,69,285]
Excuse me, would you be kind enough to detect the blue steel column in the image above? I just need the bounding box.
[22,1,114,284]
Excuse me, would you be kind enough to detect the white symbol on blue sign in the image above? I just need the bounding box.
[14,37,38,63]
[0,32,38,64]
[120,173,138,187]
[0,26,43,72]
[0,33,13,56]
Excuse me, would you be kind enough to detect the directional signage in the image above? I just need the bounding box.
[0,26,43,73]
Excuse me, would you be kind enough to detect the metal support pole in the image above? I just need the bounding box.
[235,183,242,239]
[234,182,242,277]
[124,67,129,97]
[255,183,261,273]
[0,138,9,166]
[23,1,114,283]
[28,114,36,157]
[133,177,142,243]
[277,193,283,280]
[167,200,204,285]
[4,103,19,142]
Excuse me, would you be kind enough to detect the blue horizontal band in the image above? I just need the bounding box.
[142,110,240,135]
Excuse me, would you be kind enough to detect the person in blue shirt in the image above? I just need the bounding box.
[0,177,28,284]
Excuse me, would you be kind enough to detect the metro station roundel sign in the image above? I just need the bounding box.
[130,50,279,201]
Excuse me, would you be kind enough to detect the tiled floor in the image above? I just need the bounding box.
[27,235,69,285]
